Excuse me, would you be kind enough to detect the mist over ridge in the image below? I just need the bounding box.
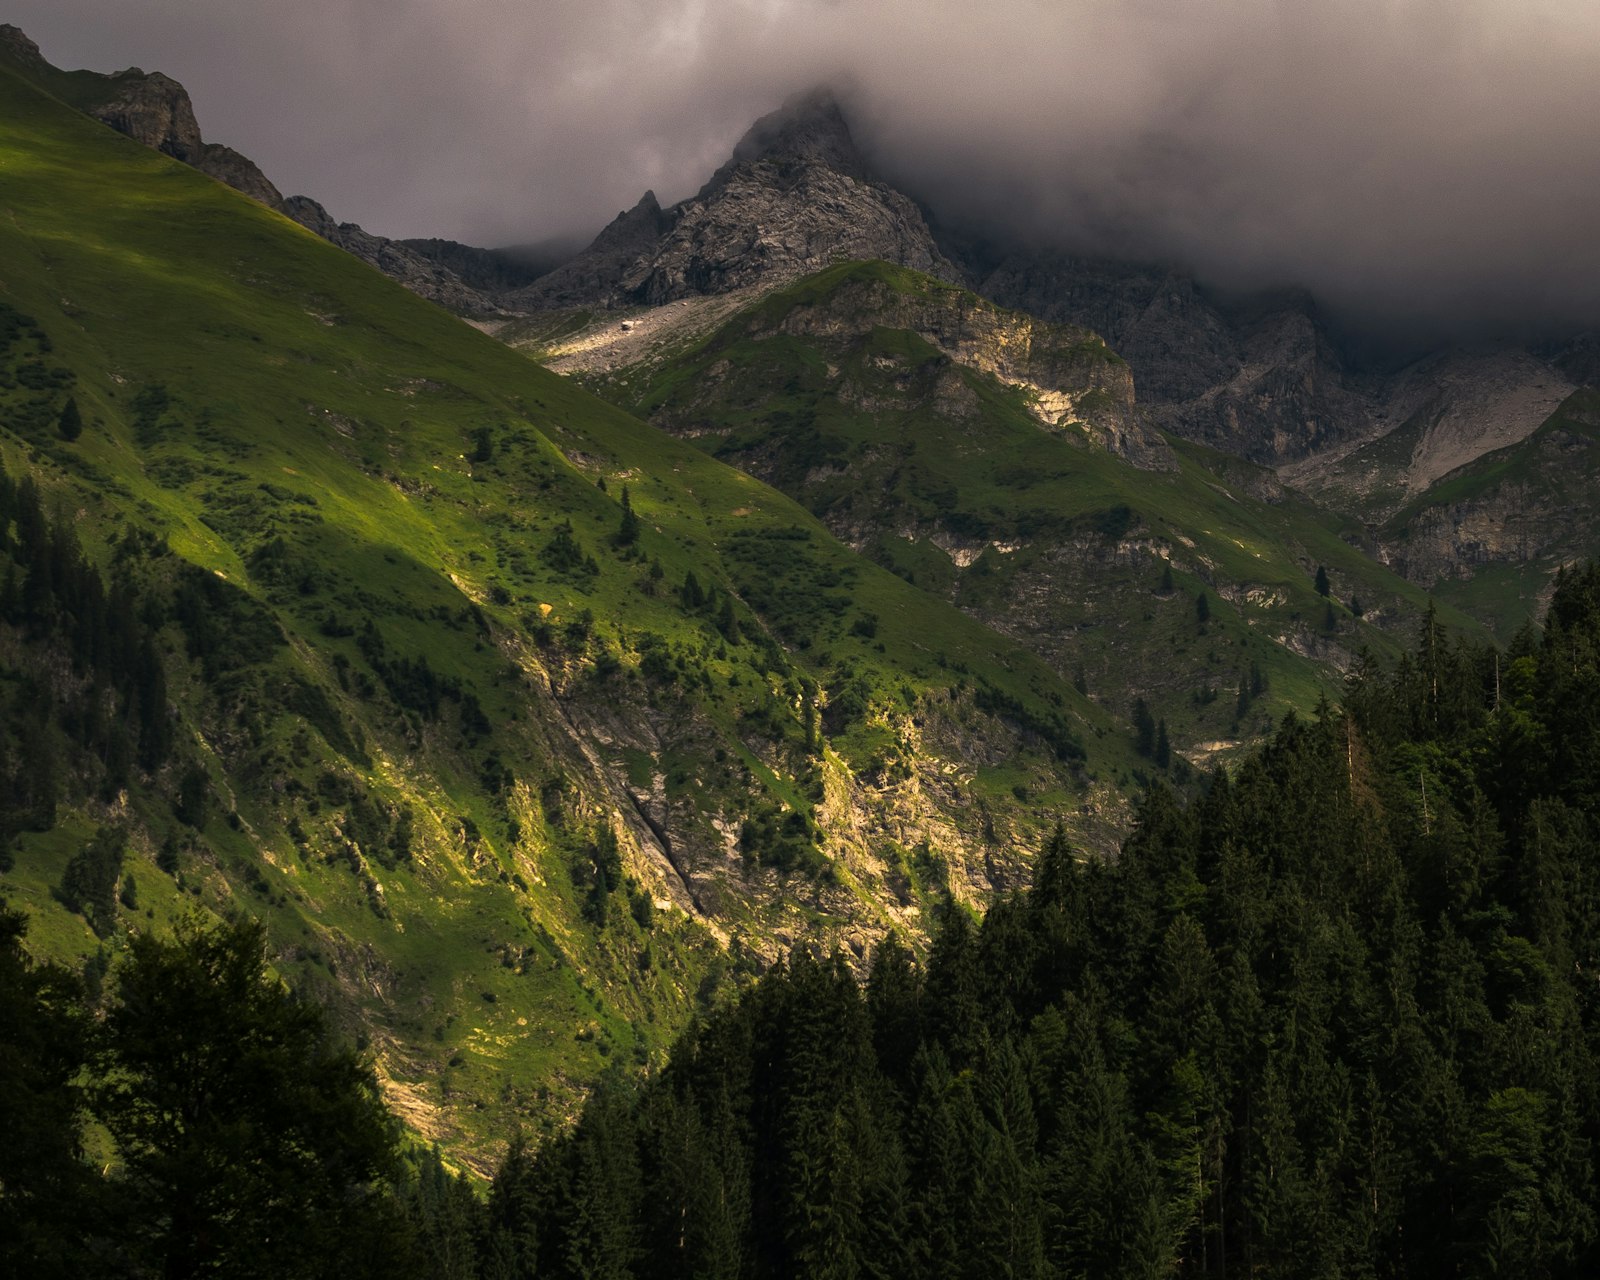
[9,0,1600,341]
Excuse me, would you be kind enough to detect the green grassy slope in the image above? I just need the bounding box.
[0,67,1128,1164]
[588,261,1477,763]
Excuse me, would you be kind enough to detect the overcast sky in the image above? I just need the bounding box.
[11,0,1600,335]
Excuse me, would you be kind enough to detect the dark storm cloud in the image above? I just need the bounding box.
[11,0,1600,332]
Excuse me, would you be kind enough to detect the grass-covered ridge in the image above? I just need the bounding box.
[0,64,1126,1161]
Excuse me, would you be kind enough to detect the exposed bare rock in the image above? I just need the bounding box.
[1376,394,1600,600]
[754,270,1173,470]
[972,251,1369,464]
[396,236,567,294]
[975,253,1241,403]
[1152,300,1371,463]
[513,91,957,312]
[78,67,285,208]
[190,143,284,208]
[0,23,49,73]
[1285,348,1576,514]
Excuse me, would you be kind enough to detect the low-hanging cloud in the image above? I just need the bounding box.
[11,0,1600,337]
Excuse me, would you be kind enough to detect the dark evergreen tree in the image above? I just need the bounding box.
[56,396,82,442]
[1134,697,1157,758]
[616,484,641,547]
[0,903,93,1278]
[91,914,404,1279]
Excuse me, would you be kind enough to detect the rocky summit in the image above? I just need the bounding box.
[513,90,957,310]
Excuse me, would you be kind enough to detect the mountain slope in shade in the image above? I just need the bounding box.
[1375,390,1600,637]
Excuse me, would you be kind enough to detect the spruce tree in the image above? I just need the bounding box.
[91,915,403,1278]
[56,397,82,442]
[1134,698,1157,758]
[616,484,640,547]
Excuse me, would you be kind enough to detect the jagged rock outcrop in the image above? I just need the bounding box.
[973,253,1241,403]
[1155,298,1371,463]
[518,190,677,308]
[1377,393,1600,593]
[76,66,286,208]
[969,249,1372,464]
[513,91,957,311]
[0,23,48,73]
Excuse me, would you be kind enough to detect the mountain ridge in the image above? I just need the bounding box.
[0,25,505,315]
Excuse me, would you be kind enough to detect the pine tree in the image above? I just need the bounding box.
[91,914,404,1278]
[616,484,640,547]
[0,903,93,1275]
[717,594,741,644]
[56,397,82,442]
[680,571,705,610]
[1196,592,1211,625]
[1315,564,1331,597]
[1134,698,1157,758]
[1155,719,1172,769]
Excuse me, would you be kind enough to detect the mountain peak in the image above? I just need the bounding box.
[708,87,873,191]
[0,24,46,70]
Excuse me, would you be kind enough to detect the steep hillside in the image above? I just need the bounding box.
[1375,390,1600,637]
[0,63,1127,1163]
[583,261,1474,764]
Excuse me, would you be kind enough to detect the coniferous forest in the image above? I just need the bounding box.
[9,561,1600,1275]
[479,570,1600,1280]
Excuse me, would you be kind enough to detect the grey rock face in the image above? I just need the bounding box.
[521,191,675,308]
[975,254,1240,403]
[0,24,49,72]
[82,69,285,208]
[396,238,563,294]
[972,251,1372,464]
[514,91,957,311]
